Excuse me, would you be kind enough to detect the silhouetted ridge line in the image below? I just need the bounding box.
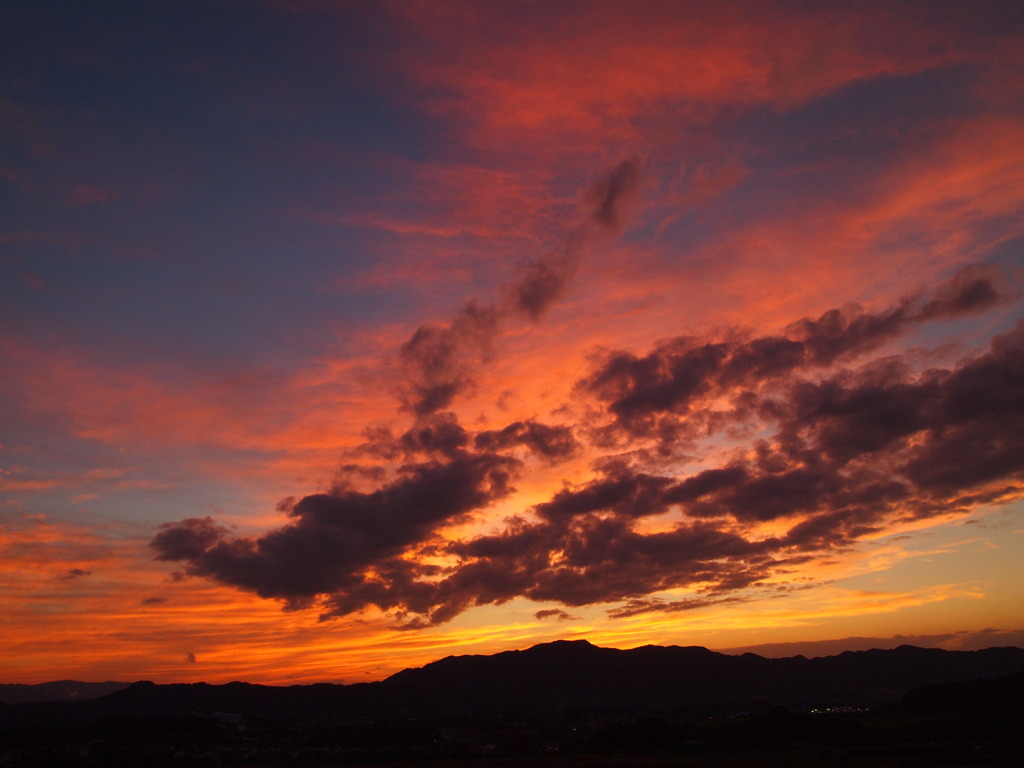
[0,680,130,705]
[380,641,1024,708]
[4,641,1024,718]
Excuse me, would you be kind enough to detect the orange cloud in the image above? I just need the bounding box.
[392,1,984,156]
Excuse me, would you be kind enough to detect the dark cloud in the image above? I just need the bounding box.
[383,315,1021,620]
[359,414,575,466]
[397,412,470,459]
[221,495,766,627]
[58,568,91,581]
[406,512,783,619]
[777,363,935,465]
[783,506,887,551]
[474,420,578,462]
[710,466,840,522]
[517,518,778,606]
[900,320,1024,493]
[586,156,642,230]
[398,301,500,416]
[154,268,1023,628]
[580,264,1010,439]
[506,157,642,321]
[788,302,910,365]
[508,249,580,322]
[397,158,643,416]
[916,263,1005,320]
[153,451,520,609]
[534,466,673,520]
[581,339,729,433]
[606,594,748,619]
[535,608,580,621]
[141,596,166,605]
[665,465,749,504]
[153,517,230,563]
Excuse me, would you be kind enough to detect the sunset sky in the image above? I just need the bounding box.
[2,1,1023,686]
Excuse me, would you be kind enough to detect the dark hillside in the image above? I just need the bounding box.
[6,641,1024,718]
[3,643,1024,767]
[376,640,1024,711]
[0,680,129,704]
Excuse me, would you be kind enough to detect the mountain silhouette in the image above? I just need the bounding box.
[376,639,1024,711]
[6,640,1024,718]
[0,680,129,704]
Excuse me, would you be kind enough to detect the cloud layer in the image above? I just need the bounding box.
[153,265,1022,626]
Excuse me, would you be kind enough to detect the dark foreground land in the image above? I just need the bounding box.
[3,642,1023,767]
[3,697,1023,768]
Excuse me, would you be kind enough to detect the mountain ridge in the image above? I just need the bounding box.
[5,639,1024,714]
[0,680,131,705]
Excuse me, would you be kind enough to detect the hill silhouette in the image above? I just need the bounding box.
[0,680,129,704]
[377,639,1024,711]
[5,639,1024,718]
[4,642,1024,767]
